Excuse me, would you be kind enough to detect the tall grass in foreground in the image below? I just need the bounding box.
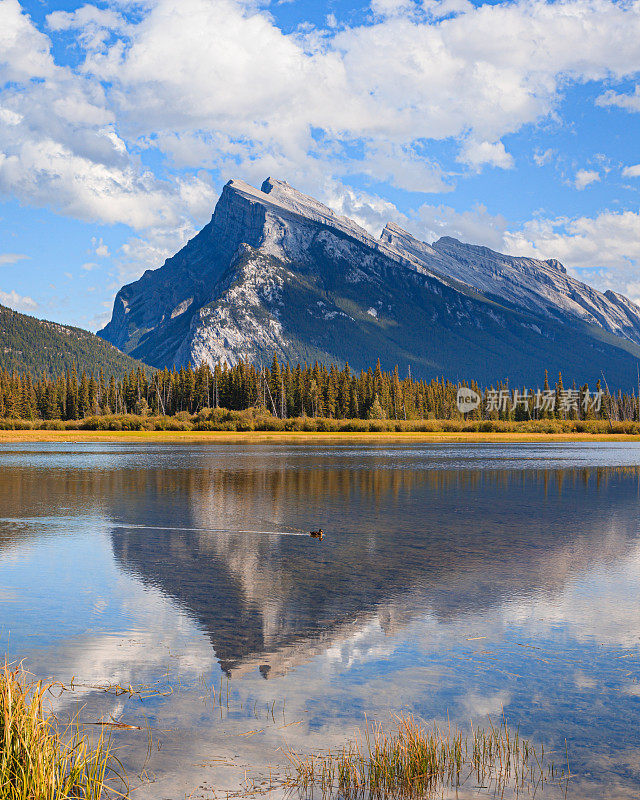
[0,664,127,799]
[286,714,567,798]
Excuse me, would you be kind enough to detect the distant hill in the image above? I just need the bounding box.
[0,304,148,376]
[100,176,640,388]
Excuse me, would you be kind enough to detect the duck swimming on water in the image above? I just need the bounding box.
[309,529,324,540]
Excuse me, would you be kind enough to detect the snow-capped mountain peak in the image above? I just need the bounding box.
[99,177,640,386]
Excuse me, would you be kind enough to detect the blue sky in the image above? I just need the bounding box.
[1,0,640,330]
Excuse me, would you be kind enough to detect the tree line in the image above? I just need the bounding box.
[0,356,638,422]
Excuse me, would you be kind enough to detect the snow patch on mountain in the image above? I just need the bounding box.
[382,225,640,345]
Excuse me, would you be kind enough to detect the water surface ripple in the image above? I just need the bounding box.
[2,443,640,799]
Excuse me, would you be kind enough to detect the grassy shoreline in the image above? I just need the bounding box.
[1,411,640,442]
[1,428,640,443]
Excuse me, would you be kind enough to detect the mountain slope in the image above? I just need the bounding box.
[382,224,640,344]
[100,177,640,387]
[0,304,147,376]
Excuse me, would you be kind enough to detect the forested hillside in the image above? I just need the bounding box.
[0,304,147,376]
[0,355,632,424]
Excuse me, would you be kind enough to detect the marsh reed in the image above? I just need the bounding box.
[0,663,127,799]
[286,713,562,798]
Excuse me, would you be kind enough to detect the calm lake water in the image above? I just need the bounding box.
[3,442,640,799]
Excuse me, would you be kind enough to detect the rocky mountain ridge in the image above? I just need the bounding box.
[382,224,640,344]
[99,177,640,386]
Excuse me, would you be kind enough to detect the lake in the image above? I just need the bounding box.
[2,442,640,799]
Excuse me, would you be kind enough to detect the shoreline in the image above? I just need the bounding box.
[1,429,640,443]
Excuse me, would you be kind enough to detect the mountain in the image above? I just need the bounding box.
[100,177,640,386]
[0,303,147,376]
[382,225,640,345]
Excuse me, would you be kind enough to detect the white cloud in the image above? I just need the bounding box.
[574,169,600,190]
[0,288,38,312]
[3,0,640,294]
[422,0,474,19]
[0,0,54,83]
[370,0,414,18]
[54,0,640,192]
[0,0,217,242]
[533,148,554,167]
[91,236,110,257]
[47,5,127,51]
[117,219,198,280]
[622,164,640,178]
[413,202,508,249]
[596,85,640,113]
[459,139,515,171]
[327,183,408,235]
[348,142,452,192]
[504,209,640,292]
[0,253,28,265]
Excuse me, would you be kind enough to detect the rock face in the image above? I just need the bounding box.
[382,224,640,345]
[100,177,640,386]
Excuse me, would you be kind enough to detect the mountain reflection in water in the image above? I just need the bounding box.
[106,462,640,677]
[2,444,640,800]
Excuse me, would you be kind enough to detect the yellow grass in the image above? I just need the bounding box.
[286,713,565,799]
[0,664,126,800]
[0,428,639,443]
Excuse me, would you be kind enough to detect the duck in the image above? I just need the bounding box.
[309,528,324,540]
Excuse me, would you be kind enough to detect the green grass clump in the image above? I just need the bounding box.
[0,664,126,799]
[287,714,560,798]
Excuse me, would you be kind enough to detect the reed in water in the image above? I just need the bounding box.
[0,663,126,799]
[286,713,566,798]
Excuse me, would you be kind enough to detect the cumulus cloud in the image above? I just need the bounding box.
[326,183,408,235]
[370,0,415,18]
[622,164,640,178]
[413,202,509,249]
[596,85,640,113]
[348,142,452,192]
[0,288,38,312]
[91,237,110,258]
[47,5,127,51]
[0,0,217,241]
[39,0,640,198]
[459,140,515,171]
[574,169,600,190]
[3,0,640,295]
[0,0,54,83]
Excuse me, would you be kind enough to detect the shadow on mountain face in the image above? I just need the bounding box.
[108,462,640,676]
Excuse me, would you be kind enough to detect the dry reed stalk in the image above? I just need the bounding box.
[0,663,127,799]
[285,713,559,799]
